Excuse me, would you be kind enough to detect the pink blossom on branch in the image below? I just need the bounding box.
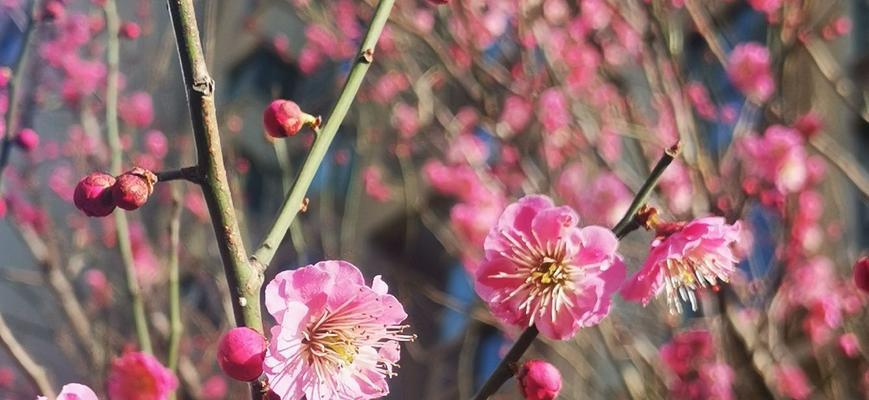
[621,216,741,313]
[263,260,413,399]
[37,383,98,400]
[474,195,625,340]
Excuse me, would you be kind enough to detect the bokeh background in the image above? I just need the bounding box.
[0,0,867,399]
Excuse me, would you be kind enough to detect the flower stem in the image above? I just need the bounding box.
[250,0,397,268]
[470,326,538,400]
[472,143,681,399]
[104,0,153,354]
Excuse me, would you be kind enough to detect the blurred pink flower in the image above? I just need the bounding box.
[748,0,782,15]
[391,102,418,138]
[538,88,570,133]
[37,383,98,400]
[685,82,717,120]
[144,130,168,158]
[560,171,631,228]
[621,217,741,313]
[447,134,489,166]
[499,95,533,134]
[263,260,413,399]
[793,112,823,139]
[362,165,392,202]
[660,330,715,376]
[727,43,774,102]
[774,364,811,400]
[108,351,178,400]
[119,91,154,128]
[838,333,860,358]
[85,269,112,309]
[474,195,625,339]
[738,125,808,194]
[200,375,228,400]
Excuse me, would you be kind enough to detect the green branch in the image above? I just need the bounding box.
[104,0,152,354]
[250,0,397,268]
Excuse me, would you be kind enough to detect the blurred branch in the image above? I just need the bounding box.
[251,0,397,267]
[104,0,153,354]
[810,135,869,199]
[473,143,681,399]
[0,0,43,190]
[0,312,54,398]
[803,36,869,123]
[167,188,183,375]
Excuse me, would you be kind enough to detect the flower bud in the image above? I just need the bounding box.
[111,167,156,210]
[217,327,267,382]
[263,99,317,138]
[120,21,141,40]
[74,172,116,217]
[854,256,869,293]
[14,128,39,152]
[518,359,562,400]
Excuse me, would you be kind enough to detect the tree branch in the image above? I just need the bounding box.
[104,0,152,354]
[250,0,397,268]
[0,312,54,398]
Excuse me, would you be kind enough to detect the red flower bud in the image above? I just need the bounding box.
[518,360,562,400]
[0,197,6,219]
[15,128,39,152]
[217,327,267,382]
[263,99,317,138]
[855,256,869,293]
[119,22,141,40]
[74,172,116,217]
[111,167,156,210]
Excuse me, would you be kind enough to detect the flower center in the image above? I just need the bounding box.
[662,255,730,314]
[530,257,567,287]
[302,317,361,368]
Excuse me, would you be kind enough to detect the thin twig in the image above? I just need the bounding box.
[0,312,55,398]
[156,166,203,184]
[250,0,397,268]
[104,0,153,354]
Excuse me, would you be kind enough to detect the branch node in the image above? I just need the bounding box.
[192,76,215,96]
[360,48,374,64]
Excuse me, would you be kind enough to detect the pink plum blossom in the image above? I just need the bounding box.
[107,351,178,400]
[37,383,98,400]
[499,95,533,134]
[727,43,774,102]
[474,195,625,340]
[118,91,155,128]
[621,217,741,313]
[263,260,413,400]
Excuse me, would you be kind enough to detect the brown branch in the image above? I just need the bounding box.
[0,312,55,398]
